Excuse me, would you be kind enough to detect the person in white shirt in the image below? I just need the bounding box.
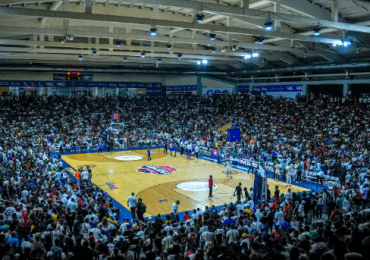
[81,169,89,184]
[127,192,137,220]
[226,225,239,244]
[286,164,292,184]
[66,198,78,213]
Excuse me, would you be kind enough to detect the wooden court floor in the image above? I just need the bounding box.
[62,149,308,218]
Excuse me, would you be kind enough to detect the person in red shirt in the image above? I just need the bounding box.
[183,211,192,221]
[208,175,213,198]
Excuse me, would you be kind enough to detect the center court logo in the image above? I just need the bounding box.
[137,165,178,175]
[176,182,218,192]
[115,156,143,161]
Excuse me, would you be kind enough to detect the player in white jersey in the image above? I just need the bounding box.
[226,160,232,175]
[275,164,281,180]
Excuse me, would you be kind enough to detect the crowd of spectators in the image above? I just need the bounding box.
[0,93,369,260]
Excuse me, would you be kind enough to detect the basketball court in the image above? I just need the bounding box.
[62,149,308,218]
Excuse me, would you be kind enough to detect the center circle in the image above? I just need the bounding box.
[176,182,218,192]
[115,155,143,161]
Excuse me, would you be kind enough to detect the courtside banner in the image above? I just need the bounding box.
[202,87,233,96]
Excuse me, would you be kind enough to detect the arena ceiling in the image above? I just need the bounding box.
[0,0,370,79]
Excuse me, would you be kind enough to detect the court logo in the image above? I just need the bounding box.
[115,156,143,161]
[137,165,178,175]
[176,182,218,192]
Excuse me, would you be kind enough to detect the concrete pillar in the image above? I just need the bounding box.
[85,0,92,14]
[274,2,281,31]
[343,83,348,97]
[196,76,203,96]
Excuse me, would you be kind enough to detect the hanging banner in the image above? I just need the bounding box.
[167,85,197,91]
[202,87,233,96]
[254,84,303,99]
[238,85,250,93]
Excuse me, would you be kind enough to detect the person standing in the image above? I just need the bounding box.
[87,165,92,182]
[136,198,145,221]
[164,140,168,154]
[171,200,180,222]
[208,175,213,198]
[234,182,243,202]
[195,144,199,159]
[98,143,103,154]
[127,192,137,220]
[296,161,302,182]
[75,169,81,186]
[147,147,151,161]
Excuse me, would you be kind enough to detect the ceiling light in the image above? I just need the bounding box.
[232,45,238,51]
[252,53,259,58]
[210,34,216,40]
[259,39,264,45]
[178,54,182,59]
[116,41,121,47]
[196,13,204,22]
[92,50,97,55]
[342,39,352,48]
[157,59,162,63]
[244,54,252,59]
[60,40,65,45]
[141,52,145,58]
[304,53,307,58]
[123,57,127,61]
[78,55,82,61]
[333,40,343,47]
[221,47,228,53]
[313,28,321,36]
[212,48,216,53]
[167,44,172,50]
[197,61,201,65]
[202,59,208,65]
[150,28,157,36]
[265,21,273,31]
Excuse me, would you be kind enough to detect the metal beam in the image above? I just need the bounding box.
[114,0,370,34]
[40,1,63,26]
[331,0,339,22]
[0,26,315,55]
[0,38,254,60]
[297,42,347,63]
[0,7,342,44]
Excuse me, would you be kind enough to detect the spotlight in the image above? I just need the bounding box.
[64,34,74,41]
[178,54,182,59]
[92,50,97,55]
[265,21,273,31]
[259,39,264,45]
[150,28,157,36]
[60,40,65,45]
[196,13,204,22]
[202,59,208,64]
[232,45,238,51]
[333,40,343,47]
[141,52,145,58]
[167,44,172,50]
[197,61,201,65]
[116,41,121,47]
[342,39,352,48]
[313,28,321,36]
[221,47,228,53]
[78,55,82,61]
[123,57,127,61]
[252,53,259,58]
[244,54,251,59]
[210,34,216,40]
[157,59,162,63]
[212,48,216,53]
